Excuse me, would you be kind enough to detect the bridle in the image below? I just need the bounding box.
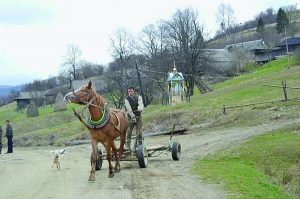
[73,88,106,110]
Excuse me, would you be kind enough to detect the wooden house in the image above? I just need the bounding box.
[275,37,300,55]
[44,86,70,105]
[204,49,239,73]
[14,91,45,108]
[224,39,274,64]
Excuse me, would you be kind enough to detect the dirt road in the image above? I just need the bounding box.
[0,119,296,199]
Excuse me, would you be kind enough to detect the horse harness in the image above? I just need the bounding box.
[87,107,121,132]
[76,90,122,133]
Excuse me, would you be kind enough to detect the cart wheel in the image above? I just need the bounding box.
[137,145,148,168]
[91,149,103,171]
[172,141,181,161]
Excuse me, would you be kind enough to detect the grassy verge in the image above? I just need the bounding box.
[189,56,300,198]
[192,123,300,199]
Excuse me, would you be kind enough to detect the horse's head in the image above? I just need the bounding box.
[64,80,96,105]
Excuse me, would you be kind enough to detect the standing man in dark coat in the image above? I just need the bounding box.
[124,86,144,151]
[5,120,13,154]
[0,124,2,154]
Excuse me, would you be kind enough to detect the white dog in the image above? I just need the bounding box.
[52,149,65,169]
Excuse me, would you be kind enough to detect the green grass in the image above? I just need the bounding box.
[192,126,300,198]
[0,102,89,146]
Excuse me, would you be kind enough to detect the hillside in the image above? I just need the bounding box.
[0,55,299,147]
[209,9,300,48]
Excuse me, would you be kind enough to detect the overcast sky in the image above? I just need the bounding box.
[0,0,298,86]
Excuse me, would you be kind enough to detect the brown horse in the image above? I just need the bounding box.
[64,80,128,180]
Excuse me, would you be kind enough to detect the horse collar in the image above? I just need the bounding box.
[87,107,110,129]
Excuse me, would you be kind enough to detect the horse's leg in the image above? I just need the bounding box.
[111,141,120,173]
[116,131,126,172]
[88,139,97,181]
[106,142,114,178]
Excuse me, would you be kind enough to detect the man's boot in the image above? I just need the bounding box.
[125,139,131,151]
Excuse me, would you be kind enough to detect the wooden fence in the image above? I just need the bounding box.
[222,81,300,114]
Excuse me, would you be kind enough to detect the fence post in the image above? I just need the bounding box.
[222,105,226,115]
[282,81,287,100]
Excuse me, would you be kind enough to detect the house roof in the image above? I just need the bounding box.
[224,39,271,51]
[276,37,300,47]
[205,49,237,62]
[44,86,70,96]
[14,91,45,100]
[70,79,107,92]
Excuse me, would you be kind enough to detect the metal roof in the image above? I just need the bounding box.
[276,37,300,47]
[224,39,271,51]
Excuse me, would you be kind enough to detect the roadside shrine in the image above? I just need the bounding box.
[167,63,186,105]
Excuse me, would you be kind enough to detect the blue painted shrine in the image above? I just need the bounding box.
[167,64,186,105]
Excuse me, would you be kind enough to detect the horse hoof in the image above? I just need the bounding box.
[88,176,95,181]
[114,168,121,173]
[108,173,114,178]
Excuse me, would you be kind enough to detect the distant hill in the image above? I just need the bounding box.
[0,85,23,96]
[209,8,300,49]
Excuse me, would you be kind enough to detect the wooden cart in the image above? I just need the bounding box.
[91,132,181,170]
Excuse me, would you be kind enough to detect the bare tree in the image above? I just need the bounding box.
[93,64,105,76]
[103,70,127,109]
[23,80,46,91]
[79,61,104,79]
[215,3,237,44]
[109,28,135,69]
[61,44,82,81]
[106,28,138,108]
[164,7,210,96]
[137,21,169,71]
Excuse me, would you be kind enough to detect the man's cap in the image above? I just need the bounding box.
[128,85,135,90]
[5,120,9,122]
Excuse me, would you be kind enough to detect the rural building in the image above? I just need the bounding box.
[275,37,300,55]
[204,49,240,73]
[44,86,70,105]
[224,39,273,64]
[14,91,45,109]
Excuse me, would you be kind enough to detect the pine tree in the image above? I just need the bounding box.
[276,8,289,33]
[256,17,265,33]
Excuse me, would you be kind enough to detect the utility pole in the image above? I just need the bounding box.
[285,26,290,68]
[135,60,147,107]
